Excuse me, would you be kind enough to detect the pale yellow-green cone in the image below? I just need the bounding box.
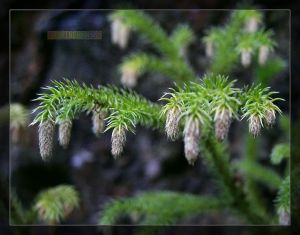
[92,109,106,137]
[38,120,55,161]
[111,18,121,44]
[205,41,214,58]
[241,48,252,67]
[278,207,290,225]
[215,109,231,141]
[111,18,130,49]
[249,115,261,136]
[258,45,269,65]
[165,108,181,141]
[265,109,276,126]
[121,67,139,88]
[183,118,200,165]
[245,16,259,32]
[58,120,72,148]
[111,127,126,159]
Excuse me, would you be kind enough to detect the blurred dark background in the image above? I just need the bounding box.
[1,0,299,234]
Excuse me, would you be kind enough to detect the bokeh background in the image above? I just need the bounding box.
[1,0,299,234]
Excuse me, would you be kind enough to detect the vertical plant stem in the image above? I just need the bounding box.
[202,135,267,223]
[244,132,273,221]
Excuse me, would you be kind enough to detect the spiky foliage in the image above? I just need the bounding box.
[100,191,223,225]
[31,79,163,158]
[241,84,284,136]
[203,10,276,73]
[10,185,80,225]
[110,9,196,86]
[31,79,162,129]
[34,185,79,224]
[31,75,282,162]
[29,9,288,225]
[271,143,290,165]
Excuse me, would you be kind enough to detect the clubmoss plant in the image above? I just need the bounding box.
[30,9,288,225]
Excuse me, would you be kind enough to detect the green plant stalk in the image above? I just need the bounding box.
[202,134,268,223]
[244,132,272,221]
[113,10,196,82]
[100,191,224,225]
[121,53,194,84]
[209,12,243,74]
[31,80,165,131]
